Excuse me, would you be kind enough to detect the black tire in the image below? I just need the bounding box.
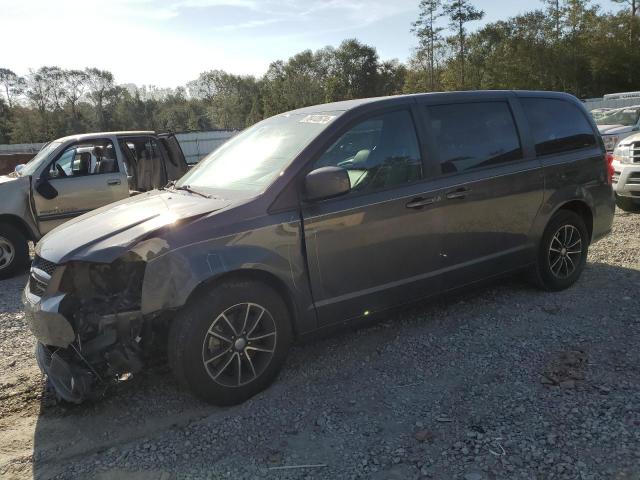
[0,224,29,280]
[532,210,589,291]
[615,195,640,213]
[168,280,292,406]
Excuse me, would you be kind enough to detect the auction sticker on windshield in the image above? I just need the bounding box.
[300,114,336,124]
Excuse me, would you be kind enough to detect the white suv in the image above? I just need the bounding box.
[596,106,640,152]
[612,134,640,211]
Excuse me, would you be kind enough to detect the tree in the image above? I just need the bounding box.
[612,0,639,42]
[38,66,66,110]
[325,39,380,101]
[25,67,56,138]
[377,60,407,95]
[443,0,484,88]
[63,69,88,129]
[412,0,445,90]
[0,68,25,108]
[85,68,117,129]
[187,71,220,102]
[544,0,564,38]
[0,97,12,143]
[612,0,638,16]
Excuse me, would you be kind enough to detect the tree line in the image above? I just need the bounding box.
[0,0,638,144]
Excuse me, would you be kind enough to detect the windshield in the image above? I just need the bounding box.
[596,108,640,127]
[19,141,62,176]
[176,112,338,195]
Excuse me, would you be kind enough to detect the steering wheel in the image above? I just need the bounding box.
[55,164,67,178]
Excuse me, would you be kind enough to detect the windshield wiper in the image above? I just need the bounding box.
[173,184,211,199]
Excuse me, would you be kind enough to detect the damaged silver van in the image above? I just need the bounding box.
[24,91,615,405]
[0,131,187,278]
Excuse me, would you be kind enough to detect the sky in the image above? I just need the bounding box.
[0,0,624,88]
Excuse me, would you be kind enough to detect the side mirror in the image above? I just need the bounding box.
[35,178,58,200]
[14,164,25,175]
[305,166,351,201]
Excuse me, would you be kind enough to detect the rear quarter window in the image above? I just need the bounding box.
[520,98,596,156]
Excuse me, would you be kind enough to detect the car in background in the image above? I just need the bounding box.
[595,105,640,152]
[0,131,187,279]
[590,107,613,123]
[22,90,614,406]
[611,133,640,211]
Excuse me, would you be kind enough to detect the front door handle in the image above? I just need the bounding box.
[446,187,471,200]
[107,179,121,186]
[406,197,436,209]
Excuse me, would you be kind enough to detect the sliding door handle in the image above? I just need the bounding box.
[446,187,471,200]
[406,197,436,209]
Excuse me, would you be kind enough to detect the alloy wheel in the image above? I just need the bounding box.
[0,236,15,270]
[548,225,582,279]
[201,302,277,387]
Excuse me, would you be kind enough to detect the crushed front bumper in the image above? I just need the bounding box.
[23,286,94,403]
[22,288,74,348]
[35,342,93,403]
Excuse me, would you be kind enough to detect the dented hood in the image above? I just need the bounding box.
[37,189,231,264]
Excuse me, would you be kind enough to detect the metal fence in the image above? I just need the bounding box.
[0,142,45,154]
[175,130,237,164]
[0,130,237,162]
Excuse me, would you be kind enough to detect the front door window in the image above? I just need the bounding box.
[48,140,118,179]
[313,110,423,193]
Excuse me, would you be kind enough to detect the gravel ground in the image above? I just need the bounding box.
[0,210,639,480]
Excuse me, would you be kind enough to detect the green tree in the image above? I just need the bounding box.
[85,68,117,130]
[443,0,485,89]
[0,97,12,143]
[63,69,88,130]
[0,68,25,108]
[327,39,379,100]
[412,0,445,90]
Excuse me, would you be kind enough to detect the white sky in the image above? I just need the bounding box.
[0,0,623,88]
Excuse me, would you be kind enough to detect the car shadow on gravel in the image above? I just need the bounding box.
[29,261,640,479]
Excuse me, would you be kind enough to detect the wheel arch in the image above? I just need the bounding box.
[183,268,301,339]
[552,199,594,242]
[0,214,37,242]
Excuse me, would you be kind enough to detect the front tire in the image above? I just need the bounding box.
[168,280,292,406]
[0,224,29,280]
[615,194,640,213]
[532,210,589,291]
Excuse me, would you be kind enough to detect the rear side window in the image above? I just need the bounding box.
[521,98,596,156]
[426,102,522,175]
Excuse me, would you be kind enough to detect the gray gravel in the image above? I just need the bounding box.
[0,211,639,480]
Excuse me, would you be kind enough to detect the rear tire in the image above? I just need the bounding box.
[0,224,29,280]
[615,194,640,213]
[532,210,589,291]
[168,280,292,406]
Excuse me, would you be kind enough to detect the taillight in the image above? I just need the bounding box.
[605,152,615,185]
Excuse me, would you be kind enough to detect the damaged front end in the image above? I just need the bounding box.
[24,251,164,403]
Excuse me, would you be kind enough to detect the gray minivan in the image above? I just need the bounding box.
[23,91,615,405]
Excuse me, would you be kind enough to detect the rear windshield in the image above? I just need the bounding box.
[521,98,596,156]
